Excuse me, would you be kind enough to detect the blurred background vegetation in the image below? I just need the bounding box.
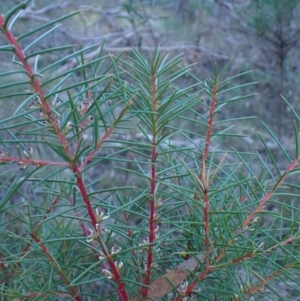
[2,0,300,136]
[1,0,300,181]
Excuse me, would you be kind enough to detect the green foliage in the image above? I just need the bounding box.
[1,2,300,301]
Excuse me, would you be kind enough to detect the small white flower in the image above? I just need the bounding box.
[77,104,84,113]
[102,269,113,279]
[83,101,91,108]
[18,162,27,170]
[65,121,74,133]
[153,213,161,220]
[52,98,61,108]
[95,208,110,222]
[39,109,46,117]
[86,229,98,242]
[23,148,33,158]
[135,244,143,252]
[77,101,91,115]
[250,216,261,224]
[111,245,121,255]
[28,101,41,109]
[258,286,265,293]
[142,237,149,245]
[178,279,188,296]
[155,198,163,208]
[115,260,123,270]
[151,262,158,268]
[95,223,107,233]
[0,149,8,157]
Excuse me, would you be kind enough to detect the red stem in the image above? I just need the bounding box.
[202,83,218,164]
[203,189,210,268]
[0,156,69,167]
[175,268,212,301]
[0,20,94,229]
[244,263,295,297]
[123,212,133,238]
[79,125,115,172]
[176,252,292,300]
[79,100,132,172]
[72,164,98,226]
[241,155,300,230]
[0,15,128,300]
[31,233,81,301]
[178,81,219,299]
[107,255,128,301]
[0,15,72,159]
[214,155,300,265]
[141,72,158,297]
[200,83,218,268]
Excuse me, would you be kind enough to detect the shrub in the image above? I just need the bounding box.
[1,2,300,301]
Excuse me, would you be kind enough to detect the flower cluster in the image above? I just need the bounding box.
[76,101,94,131]
[111,245,122,255]
[99,245,122,261]
[26,86,74,134]
[17,147,34,170]
[100,245,123,279]
[86,208,110,243]
[77,101,91,115]
[86,223,107,243]
[28,96,42,109]
[101,260,123,279]
[137,225,160,252]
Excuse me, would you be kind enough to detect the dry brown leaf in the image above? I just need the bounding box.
[129,253,205,301]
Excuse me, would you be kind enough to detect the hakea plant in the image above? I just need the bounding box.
[1,1,300,301]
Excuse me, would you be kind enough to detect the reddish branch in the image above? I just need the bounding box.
[141,71,159,298]
[0,14,98,228]
[108,256,127,301]
[214,154,300,265]
[67,194,90,237]
[72,172,128,301]
[4,291,74,299]
[0,14,72,160]
[0,14,128,300]
[202,83,218,164]
[30,233,81,301]
[174,268,212,301]
[243,263,297,298]
[97,241,128,301]
[0,156,69,167]
[202,185,210,269]
[79,100,132,172]
[198,83,218,269]
[183,81,218,293]
[241,155,300,230]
